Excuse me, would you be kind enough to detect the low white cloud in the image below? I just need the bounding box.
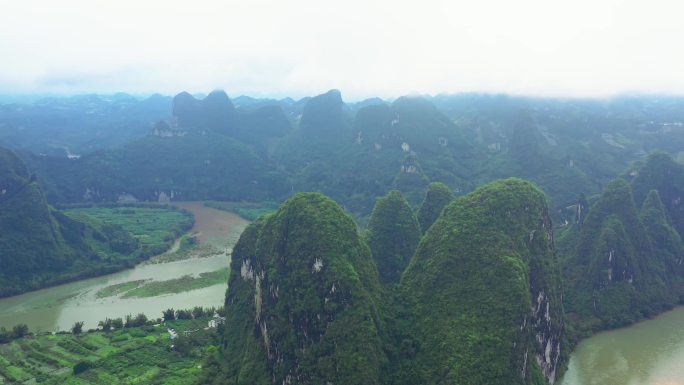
[0,0,683,100]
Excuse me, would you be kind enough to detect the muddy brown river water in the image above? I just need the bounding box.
[560,307,684,385]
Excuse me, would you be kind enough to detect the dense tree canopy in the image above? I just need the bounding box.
[220,193,386,385]
[366,190,421,283]
[416,181,455,233]
[399,178,564,385]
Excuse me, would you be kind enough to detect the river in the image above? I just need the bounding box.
[0,202,249,332]
[560,307,684,385]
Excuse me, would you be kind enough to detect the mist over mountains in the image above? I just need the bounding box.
[3,90,683,221]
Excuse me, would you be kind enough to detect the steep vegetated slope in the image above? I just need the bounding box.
[0,146,147,296]
[561,171,684,334]
[217,193,387,385]
[213,182,568,384]
[563,180,659,331]
[399,178,564,385]
[639,190,684,293]
[0,146,76,291]
[630,152,684,238]
[416,181,455,233]
[366,190,421,283]
[0,146,197,297]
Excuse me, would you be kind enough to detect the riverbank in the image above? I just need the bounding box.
[0,206,194,299]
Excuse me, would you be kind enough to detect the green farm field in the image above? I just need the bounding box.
[0,317,218,384]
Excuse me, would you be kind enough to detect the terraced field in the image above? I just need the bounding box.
[0,318,217,384]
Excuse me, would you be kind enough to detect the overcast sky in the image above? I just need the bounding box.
[1,0,683,100]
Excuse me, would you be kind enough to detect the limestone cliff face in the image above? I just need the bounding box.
[399,178,564,385]
[222,193,386,385]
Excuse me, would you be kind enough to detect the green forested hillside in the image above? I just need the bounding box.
[276,93,475,213]
[366,190,421,283]
[0,146,193,296]
[31,134,289,203]
[216,193,386,385]
[416,181,455,233]
[630,152,684,238]
[398,178,564,385]
[561,175,684,334]
[23,92,291,204]
[0,146,77,289]
[212,184,566,384]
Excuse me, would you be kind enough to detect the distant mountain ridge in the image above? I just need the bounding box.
[0,93,172,154]
[5,89,684,224]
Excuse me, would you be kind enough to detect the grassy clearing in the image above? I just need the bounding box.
[64,207,193,248]
[203,201,277,221]
[122,269,229,299]
[95,280,149,299]
[0,318,218,385]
